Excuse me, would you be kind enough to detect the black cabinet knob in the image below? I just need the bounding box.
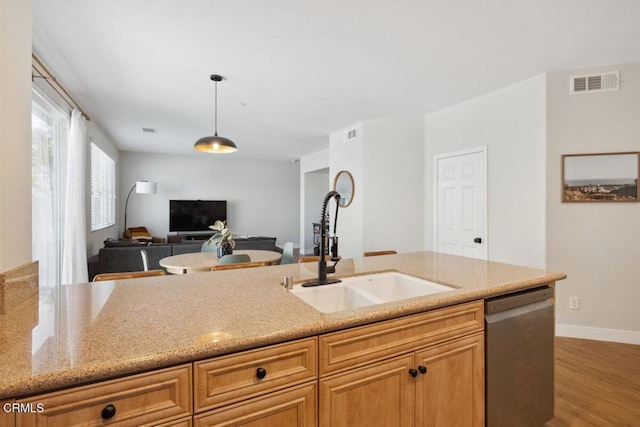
[256,367,267,379]
[418,365,427,374]
[408,368,418,378]
[101,404,116,420]
[474,237,482,243]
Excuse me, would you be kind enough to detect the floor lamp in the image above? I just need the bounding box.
[124,180,157,233]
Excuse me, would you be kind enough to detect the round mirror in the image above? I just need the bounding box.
[333,170,355,208]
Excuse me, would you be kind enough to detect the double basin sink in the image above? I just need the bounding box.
[291,271,453,313]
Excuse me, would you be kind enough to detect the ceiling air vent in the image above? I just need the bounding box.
[344,128,357,141]
[570,71,619,95]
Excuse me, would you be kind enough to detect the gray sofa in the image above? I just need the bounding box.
[88,237,278,280]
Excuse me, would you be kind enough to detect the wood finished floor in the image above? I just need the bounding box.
[546,337,640,427]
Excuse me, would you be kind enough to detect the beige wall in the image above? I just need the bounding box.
[0,0,32,272]
[547,63,640,343]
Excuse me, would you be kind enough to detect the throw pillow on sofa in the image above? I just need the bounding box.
[126,226,153,242]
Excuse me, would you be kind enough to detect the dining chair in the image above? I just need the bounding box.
[280,242,294,265]
[219,254,251,265]
[201,240,216,252]
[363,250,397,257]
[140,249,150,271]
[298,255,332,263]
[93,270,166,282]
[212,261,270,271]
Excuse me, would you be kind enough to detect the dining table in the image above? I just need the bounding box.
[159,249,282,274]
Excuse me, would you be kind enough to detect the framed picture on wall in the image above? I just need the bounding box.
[562,152,640,202]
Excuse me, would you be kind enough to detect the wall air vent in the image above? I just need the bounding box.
[142,128,158,133]
[570,71,619,95]
[344,128,357,141]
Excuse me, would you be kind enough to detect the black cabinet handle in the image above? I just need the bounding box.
[408,368,418,378]
[418,365,427,374]
[256,367,267,379]
[474,237,482,243]
[101,404,116,420]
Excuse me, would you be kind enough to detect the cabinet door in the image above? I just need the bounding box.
[414,333,484,427]
[195,382,316,427]
[319,354,414,427]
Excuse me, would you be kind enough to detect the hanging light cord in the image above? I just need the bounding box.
[214,78,218,136]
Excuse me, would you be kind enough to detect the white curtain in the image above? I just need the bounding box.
[31,110,59,288]
[61,109,88,284]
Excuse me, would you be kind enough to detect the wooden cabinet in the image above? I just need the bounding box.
[195,382,317,427]
[7,301,485,427]
[320,354,415,426]
[157,417,193,427]
[194,337,318,426]
[318,301,484,427]
[1,403,15,427]
[16,364,192,427]
[415,332,484,426]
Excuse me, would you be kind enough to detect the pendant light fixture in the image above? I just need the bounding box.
[194,74,237,153]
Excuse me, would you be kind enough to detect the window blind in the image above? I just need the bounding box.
[90,142,116,231]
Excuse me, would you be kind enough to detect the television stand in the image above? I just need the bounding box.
[167,232,213,243]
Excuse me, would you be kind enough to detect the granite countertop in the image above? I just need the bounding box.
[0,251,566,400]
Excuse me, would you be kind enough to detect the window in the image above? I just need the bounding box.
[32,90,68,288]
[91,142,116,230]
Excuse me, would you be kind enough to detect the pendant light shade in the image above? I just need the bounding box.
[194,74,237,153]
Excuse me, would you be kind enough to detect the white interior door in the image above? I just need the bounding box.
[435,148,487,259]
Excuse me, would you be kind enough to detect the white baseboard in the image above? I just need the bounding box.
[556,323,640,345]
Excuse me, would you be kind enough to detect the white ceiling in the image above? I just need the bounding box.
[33,0,640,161]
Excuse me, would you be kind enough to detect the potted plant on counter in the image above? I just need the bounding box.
[203,220,235,258]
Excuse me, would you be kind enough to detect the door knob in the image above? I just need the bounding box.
[474,237,482,244]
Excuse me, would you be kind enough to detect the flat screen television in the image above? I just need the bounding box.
[169,200,227,232]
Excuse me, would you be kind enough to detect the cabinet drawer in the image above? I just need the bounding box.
[194,337,317,413]
[194,382,317,427]
[319,301,483,376]
[16,364,192,427]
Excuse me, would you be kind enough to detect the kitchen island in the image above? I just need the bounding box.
[0,251,565,425]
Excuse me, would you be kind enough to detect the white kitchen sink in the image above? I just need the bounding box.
[343,272,453,302]
[291,283,382,313]
[291,272,453,313]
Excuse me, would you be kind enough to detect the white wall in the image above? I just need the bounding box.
[118,152,300,248]
[424,74,547,269]
[299,148,329,254]
[547,63,640,344]
[0,0,32,272]
[329,119,425,259]
[303,169,329,254]
[363,117,425,253]
[330,123,364,259]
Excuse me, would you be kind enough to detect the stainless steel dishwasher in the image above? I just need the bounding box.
[485,286,555,427]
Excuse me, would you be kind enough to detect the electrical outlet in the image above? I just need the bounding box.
[569,297,580,310]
